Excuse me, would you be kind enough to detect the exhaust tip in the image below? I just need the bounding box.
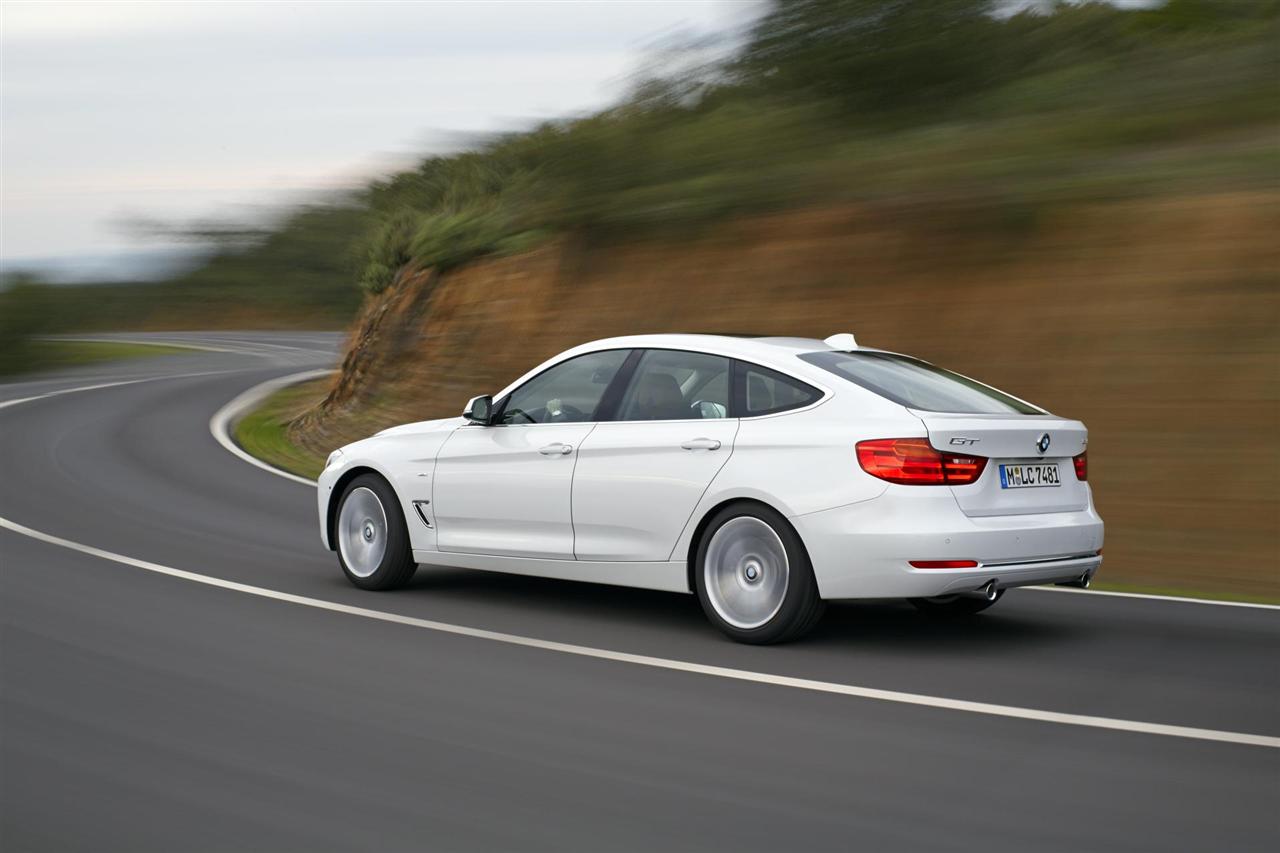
[982,580,999,601]
[1055,572,1094,589]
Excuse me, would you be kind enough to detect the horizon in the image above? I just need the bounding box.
[0,0,758,280]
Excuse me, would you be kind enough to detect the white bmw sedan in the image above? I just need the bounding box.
[318,334,1103,643]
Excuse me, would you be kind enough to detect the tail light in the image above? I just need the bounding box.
[1073,451,1088,481]
[856,438,987,485]
[909,560,979,569]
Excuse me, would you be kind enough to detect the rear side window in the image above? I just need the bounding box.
[616,349,732,421]
[734,362,822,417]
[799,351,1044,415]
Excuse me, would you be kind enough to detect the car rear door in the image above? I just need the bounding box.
[572,349,738,561]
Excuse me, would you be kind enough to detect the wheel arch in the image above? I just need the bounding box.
[325,465,391,551]
[684,497,803,594]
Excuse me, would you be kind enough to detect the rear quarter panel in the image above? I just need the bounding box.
[666,391,916,566]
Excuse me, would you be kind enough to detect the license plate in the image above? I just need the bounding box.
[999,463,1061,489]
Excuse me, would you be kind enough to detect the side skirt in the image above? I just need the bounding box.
[411,550,690,593]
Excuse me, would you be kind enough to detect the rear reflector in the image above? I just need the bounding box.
[856,438,988,485]
[1073,451,1088,481]
[909,560,979,569]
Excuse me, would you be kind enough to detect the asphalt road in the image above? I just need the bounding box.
[1,332,1277,852]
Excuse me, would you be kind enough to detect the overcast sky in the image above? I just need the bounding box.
[0,1,756,274]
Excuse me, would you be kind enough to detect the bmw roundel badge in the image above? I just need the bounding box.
[1036,433,1051,454]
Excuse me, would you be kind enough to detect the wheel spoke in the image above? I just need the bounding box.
[338,487,388,578]
[703,517,789,630]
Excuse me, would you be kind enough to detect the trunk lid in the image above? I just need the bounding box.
[913,411,1089,517]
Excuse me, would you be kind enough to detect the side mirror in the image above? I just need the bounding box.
[463,395,493,425]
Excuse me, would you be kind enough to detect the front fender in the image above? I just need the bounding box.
[317,456,405,550]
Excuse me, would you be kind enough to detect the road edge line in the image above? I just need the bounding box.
[1,512,1276,750]
[8,367,1273,612]
[0,370,230,412]
[207,369,334,488]
[1027,583,1279,610]
[207,374,1280,612]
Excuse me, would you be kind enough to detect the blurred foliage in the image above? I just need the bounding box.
[1,204,366,347]
[2,0,1277,327]
[0,277,60,373]
[352,0,1279,292]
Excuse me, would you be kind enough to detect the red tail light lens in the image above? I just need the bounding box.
[1073,451,1088,481]
[856,438,988,485]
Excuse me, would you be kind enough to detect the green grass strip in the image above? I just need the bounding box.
[233,380,328,481]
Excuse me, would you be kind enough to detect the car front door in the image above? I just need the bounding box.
[572,349,738,562]
[432,349,631,558]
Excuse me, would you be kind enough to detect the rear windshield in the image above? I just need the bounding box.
[798,351,1045,415]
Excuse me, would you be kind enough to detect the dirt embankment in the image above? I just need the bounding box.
[292,192,1280,597]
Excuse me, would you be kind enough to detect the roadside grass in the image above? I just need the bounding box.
[233,379,329,481]
[0,339,197,376]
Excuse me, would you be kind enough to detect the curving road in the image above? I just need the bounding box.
[1,332,1277,851]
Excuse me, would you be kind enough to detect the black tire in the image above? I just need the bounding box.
[909,589,1003,617]
[693,502,825,644]
[335,474,417,591]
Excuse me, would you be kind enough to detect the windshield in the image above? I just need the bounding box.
[798,351,1045,415]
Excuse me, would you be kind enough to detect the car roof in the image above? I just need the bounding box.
[563,333,892,361]
[493,333,908,405]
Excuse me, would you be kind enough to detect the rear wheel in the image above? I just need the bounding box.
[909,589,1003,617]
[336,474,416,590]
[694,503,824,644]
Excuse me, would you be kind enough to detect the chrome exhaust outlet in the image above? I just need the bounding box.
[981,580,999,602]
[1056,571,1093,589]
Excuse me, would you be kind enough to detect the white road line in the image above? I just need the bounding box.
[0,370,230,412]
[207,369,335,487]
[1030,584,1280,610]
[211,374,1280,613]
[48,335,333,360]
[8,366,1273,614]
[38,335,248,355]
[0,514,1276,750]
[4,368,1277,746]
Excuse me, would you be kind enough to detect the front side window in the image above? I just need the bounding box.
[798,351,1044,415]
[498,349,629,424]
[617,349,732,421]
[736,362,822,416]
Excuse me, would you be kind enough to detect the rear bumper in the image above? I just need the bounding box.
[792,487,1104,600]
[897,554,1102,598]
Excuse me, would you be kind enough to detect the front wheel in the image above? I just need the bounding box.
[694,503,825,644]
[336,474,416,590]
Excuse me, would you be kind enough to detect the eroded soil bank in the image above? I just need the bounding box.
[291,193,1280,597]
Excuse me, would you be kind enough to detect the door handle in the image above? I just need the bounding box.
[680,438,722,451]
[539,443,573,456]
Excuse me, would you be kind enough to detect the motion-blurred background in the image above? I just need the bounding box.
[2,0,1276,599]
